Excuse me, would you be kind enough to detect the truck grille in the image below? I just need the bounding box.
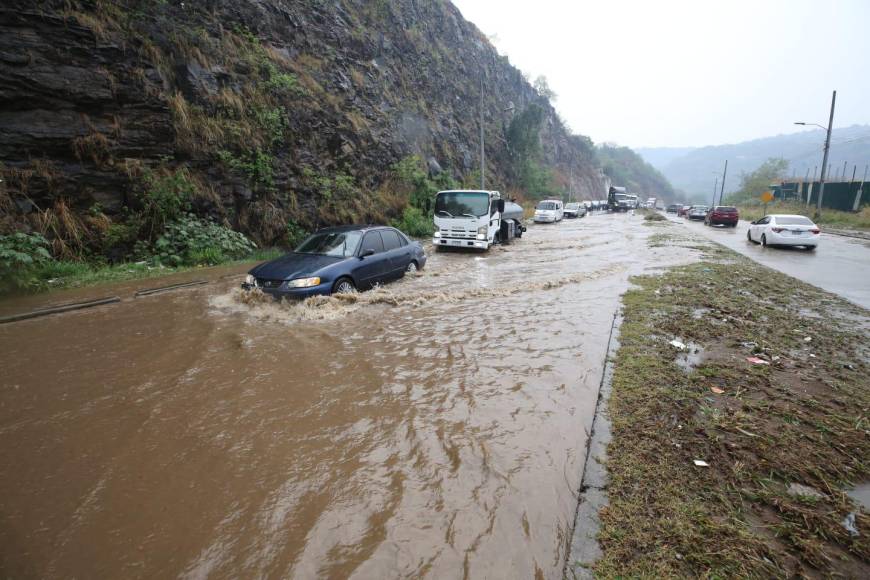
[440,228,475,239]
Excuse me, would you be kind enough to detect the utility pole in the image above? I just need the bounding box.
[718,160,728,206]
[842,160,848,181]
[816,90,836,218]
[479,77,485,190]
[808,165,817,206]
[711,176,718,207]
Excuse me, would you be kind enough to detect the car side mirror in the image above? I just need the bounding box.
[750,220,757,225]
[497,199,505,213]
[360,248,375,258]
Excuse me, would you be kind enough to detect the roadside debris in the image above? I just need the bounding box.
[669,340,686,350]
[746,356,770,365]
[841,512,860,537]
[787,483,825,500]
[693,460,709,467]
[710,387,725,394]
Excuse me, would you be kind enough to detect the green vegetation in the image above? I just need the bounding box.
[597,144,676,199]
[0,232,53,293]
[736,202,870,231]
[384,155,457,237]
[137,214,257,267]
[506,104,556,196]
[597,233,869,577]
[725,158,789,206]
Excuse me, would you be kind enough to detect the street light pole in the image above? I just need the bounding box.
[711,176,718,207]
[795,91,836,218]
[718,160,728,206]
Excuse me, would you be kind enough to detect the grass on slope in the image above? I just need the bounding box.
[596,235,869,577]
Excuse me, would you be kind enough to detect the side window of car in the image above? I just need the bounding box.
[758,217,770,225]
[360,232,385,254]
[381,230,401,251]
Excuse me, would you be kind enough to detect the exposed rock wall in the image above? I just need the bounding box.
[0,0,606,245]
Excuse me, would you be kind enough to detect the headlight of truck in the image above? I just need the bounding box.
[287,277,320,288]
[245,274,256,286]
[433,231,441,238]
[477,226,487,234]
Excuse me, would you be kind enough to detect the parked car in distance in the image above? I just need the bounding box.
[590,200,600,211]
[666,204,681,213]
[677,205,692,217]
[582,200,593,212]
[242,225,427,298]
[705,206,739,227]
[534,199,564,223]
[687,206,708,220]
[564,202,586,218]
[747,214,820,250]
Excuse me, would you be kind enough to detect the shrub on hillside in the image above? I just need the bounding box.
[139,214,257,267]
[391,206,432,238]
[0,232,53,292]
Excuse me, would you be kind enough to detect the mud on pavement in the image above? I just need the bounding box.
[0,213,699,578]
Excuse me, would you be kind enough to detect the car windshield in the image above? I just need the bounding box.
[775,216,814,225]
[435,191,489,217]
[537,202,557,210]
[295,231,362,257]
[566,203,579,209]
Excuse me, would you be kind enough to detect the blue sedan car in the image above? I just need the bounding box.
[243,225,427,298]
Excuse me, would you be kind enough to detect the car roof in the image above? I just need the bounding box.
[314,224,393,234]
[769,214,813,219]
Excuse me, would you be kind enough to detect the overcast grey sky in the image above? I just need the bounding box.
[452,0,870,148]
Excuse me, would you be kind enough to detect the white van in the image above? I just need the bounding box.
[533,199,564,223]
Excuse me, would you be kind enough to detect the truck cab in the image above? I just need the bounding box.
[432,190,525,250]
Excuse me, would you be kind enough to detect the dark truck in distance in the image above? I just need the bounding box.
[607,186,633,212]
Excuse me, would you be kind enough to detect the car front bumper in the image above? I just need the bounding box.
[534,215,557,222]
[241,281,333,298]
[433,237,490,249]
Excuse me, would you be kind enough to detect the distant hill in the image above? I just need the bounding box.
[638,125,870,201]
[597,144,676,201]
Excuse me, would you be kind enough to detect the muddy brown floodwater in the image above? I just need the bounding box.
[0,213,684,579]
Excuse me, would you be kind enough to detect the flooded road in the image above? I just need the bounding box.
[1,212,679,578]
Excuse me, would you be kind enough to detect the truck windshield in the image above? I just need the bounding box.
[614,194,629,201]
[435,191,489,217]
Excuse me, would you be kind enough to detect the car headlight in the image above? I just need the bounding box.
[477,226,487,235]
[245,274,256,286]
[286,277,321,288]
[433,231,441,238]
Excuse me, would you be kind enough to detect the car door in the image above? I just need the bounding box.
[751,216,769,241]
[379,228,407,278]
[354,231,388,287]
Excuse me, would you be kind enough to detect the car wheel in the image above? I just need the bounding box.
[761,234,767,247]
[805,245,816,252]
[332,277,356,294]
[406,261,418,273]
[747,230,752,242]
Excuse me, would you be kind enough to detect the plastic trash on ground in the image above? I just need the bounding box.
[746,356,770,365]
[669,340,686,350]
[693,460,709,467]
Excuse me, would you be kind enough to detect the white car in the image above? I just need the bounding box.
[563,202,586,218]
[534,199,564,223]
[747,214,820,250]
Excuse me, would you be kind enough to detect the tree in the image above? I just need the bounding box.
[533,75,557,101]
[727,158,789,204]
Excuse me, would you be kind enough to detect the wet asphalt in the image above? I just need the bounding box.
[671,215,870,310]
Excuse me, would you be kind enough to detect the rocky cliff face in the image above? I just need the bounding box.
[1,0,605,249]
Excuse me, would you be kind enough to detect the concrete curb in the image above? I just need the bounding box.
[564,309,622,579]
[134,280,208,297]
[0,296,121,325]
[823,228,870,241]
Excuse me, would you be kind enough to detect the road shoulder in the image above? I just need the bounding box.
[593,230,870,577]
